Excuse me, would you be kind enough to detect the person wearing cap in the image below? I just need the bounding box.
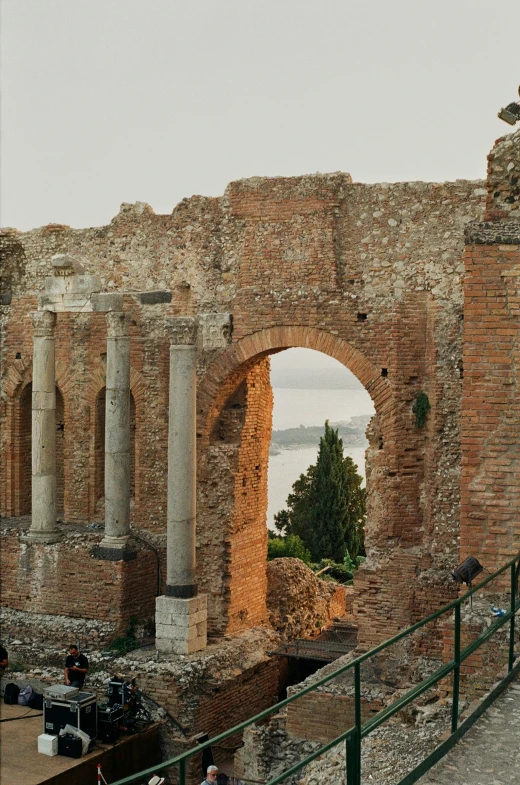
[148,776,165,785]
[201,764,218,785]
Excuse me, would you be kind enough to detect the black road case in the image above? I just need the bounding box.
[43,691,97,738]
[97,703,124,742]
[57,733,83,758]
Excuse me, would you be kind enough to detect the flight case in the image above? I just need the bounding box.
[43,691,97,738]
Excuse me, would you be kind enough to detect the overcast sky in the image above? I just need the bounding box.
[2,0,519,232]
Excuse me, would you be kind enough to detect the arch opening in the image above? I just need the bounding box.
[197,327,390,637]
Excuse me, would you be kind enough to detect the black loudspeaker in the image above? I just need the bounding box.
[58,733,83,758]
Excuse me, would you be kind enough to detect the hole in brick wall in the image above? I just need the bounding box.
[15,352,22,359]
[379,436,384,450]
[357,313,368,322]
[381,368,388,377]
[459,362,464,379]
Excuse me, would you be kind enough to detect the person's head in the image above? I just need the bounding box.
[206,765,218,781]
[148,776,165,785]
[69,645,79,657]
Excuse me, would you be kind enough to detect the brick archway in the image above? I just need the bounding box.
[196,326,398,637]
[199,326,394,442]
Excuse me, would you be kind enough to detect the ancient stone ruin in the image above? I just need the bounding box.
[2,127,520,781]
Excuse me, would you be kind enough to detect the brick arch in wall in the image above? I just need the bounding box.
[199,326,393,441]
[3,359,71,517]
[85,365,146,521]
[196,326,396,636]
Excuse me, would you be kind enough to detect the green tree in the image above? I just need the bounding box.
[275,421,366,562]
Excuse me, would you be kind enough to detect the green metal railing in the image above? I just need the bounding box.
[112,552,520,785]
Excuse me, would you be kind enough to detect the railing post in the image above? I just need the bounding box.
[345,662,362,785]
[345,729,359,785]
[354,661,362,779]
[509,561,517,672]
[179,758,186,785]
[451,602,461,734]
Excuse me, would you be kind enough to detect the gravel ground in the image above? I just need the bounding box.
[299,675,520,785]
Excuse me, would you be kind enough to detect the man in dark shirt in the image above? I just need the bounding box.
[0,644,8,678]
[64,645,89,688]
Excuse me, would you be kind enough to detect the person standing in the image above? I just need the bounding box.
[64,644,89,688]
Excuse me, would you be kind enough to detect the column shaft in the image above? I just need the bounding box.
[166,343,197,596]
[101,311,131,548]
[28,310,60,542]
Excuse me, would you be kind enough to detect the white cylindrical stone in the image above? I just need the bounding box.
[28,311,60,543]
[100,311,130,548]
[166,330,197,597]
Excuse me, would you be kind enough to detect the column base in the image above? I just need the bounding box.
[155,594,207,655]
[23,529,62,544]
[92,536,136,561]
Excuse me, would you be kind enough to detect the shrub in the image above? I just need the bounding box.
[267,535,312,565]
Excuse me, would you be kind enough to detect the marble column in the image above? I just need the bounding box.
[100,311,131,551]
[156,317,207,655]
[27,310,61,543]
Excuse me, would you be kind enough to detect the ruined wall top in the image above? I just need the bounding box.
[485,127,520,221]
[0,172,486,319]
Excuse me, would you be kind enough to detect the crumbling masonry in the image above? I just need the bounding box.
[2,130,520,665]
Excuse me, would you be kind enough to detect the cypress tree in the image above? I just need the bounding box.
[275,421,366,562]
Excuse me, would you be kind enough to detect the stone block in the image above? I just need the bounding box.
[155,629,207,655]
[45,274,100,297]
[91,292,124,312]
[140,291,172,305]
[155,622,201,642]
[155,594,207,616]
[155,594,207,655]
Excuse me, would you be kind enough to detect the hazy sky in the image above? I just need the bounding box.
[2,0,519,232]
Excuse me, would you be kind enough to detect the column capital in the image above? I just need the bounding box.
[199,313,233,350]
[32,310,56,336]
[106,310,128,338]
[167,317,198,346]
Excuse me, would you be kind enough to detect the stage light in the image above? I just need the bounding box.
[451,556,484,586]
[498,87,520,126]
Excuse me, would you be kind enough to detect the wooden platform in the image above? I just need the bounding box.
[0,701,161,785]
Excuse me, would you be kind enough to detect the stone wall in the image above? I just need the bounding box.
[0,522,158,642]
[461,129,520,577]
[484,127,520,220]
[0,162,490,645]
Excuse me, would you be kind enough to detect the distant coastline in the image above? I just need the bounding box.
[270,415,371,455]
